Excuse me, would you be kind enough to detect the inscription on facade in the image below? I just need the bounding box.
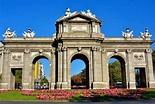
[71,25,87,31]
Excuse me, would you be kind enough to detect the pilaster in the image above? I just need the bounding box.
[92,47,104,89]
[102,49,109,89]
[126,49,136,89]
[0,49,10,89]
[145,49,155,88]
[22,49,32,90]
[50,50,56,89]
[62,47,68,89]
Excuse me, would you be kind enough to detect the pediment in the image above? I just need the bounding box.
[57,12,101,23]
[69,17,88,22]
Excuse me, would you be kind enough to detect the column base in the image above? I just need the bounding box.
[92,82,104,89]
[56,82,62,89]
[0,83,8,90]
[61,82,68,89]
[102,82,109,89]
[149,82,155,88]
[50,83,55,89]
[22,83,30,90]
[129,82,136,89]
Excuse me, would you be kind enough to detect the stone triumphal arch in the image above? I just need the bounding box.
[0,9,155,90]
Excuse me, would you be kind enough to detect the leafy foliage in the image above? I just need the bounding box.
[15,70,22,85]
[79,68,86,85]
[40,77,49,85]
[109,61,122,86]
[71,75,82,85]
[71,68,86,86]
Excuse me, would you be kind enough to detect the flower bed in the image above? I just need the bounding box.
[105,88,146,99]
[21,88,147,100]
[0,90,8,93]
[80,88,146,99]
[22,89,82,100]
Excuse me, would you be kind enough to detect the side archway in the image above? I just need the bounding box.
[107,53,127,88]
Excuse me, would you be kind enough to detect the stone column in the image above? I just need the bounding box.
[0,49,10,89]
[50,50,55,89]
[89,49,93,89]
[66,48,71,89]
[102,49,109,89]
[62,47,68,89]
[22,49,32,90]
[0,49,3,74]
[145,49,155,88]
[56,44,62,89]
[126,49,136,89]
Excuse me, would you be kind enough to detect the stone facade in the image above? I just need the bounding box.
[0,9,155,90]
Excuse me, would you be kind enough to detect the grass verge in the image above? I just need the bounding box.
[0,91,36,101]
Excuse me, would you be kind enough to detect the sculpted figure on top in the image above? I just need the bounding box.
[140,28,152,39]
[2,27,16,38]
[81,9,96,18]
[23,28,35,38]
[122,28,133,39]
[58,8,97,21]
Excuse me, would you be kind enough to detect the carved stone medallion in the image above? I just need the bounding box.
[11,53,23,62]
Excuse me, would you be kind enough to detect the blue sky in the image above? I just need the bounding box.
[1,0,155,78]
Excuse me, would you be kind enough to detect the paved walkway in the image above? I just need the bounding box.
[0,99,155,104]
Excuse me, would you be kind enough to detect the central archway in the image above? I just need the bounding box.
[70,53,89,89]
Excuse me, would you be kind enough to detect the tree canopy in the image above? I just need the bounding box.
[71,68,86,86]
[109,60,122,86]
[15,70,22,84]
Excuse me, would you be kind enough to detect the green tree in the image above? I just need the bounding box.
[71,74,82,85]
[79,68,86,85]
[40,77,49,85]
[15,70,22,84]
[109,61,121,86]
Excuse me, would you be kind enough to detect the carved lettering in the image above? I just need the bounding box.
[71,25,87,31]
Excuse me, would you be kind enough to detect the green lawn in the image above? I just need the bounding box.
[142,89,155,99]
[0,91,36,101]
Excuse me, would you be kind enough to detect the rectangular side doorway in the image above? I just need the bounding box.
[135,68,146,88]
[11,68,22,89]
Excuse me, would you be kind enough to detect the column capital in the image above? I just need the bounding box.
[102,49,106,53]
[51,48,55,54]
[62,47,67,51]
[145,48,152,53]
[24,49,30,54]
[126,48,132,53]
[3,49,10,54]
[91,47,96,51]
